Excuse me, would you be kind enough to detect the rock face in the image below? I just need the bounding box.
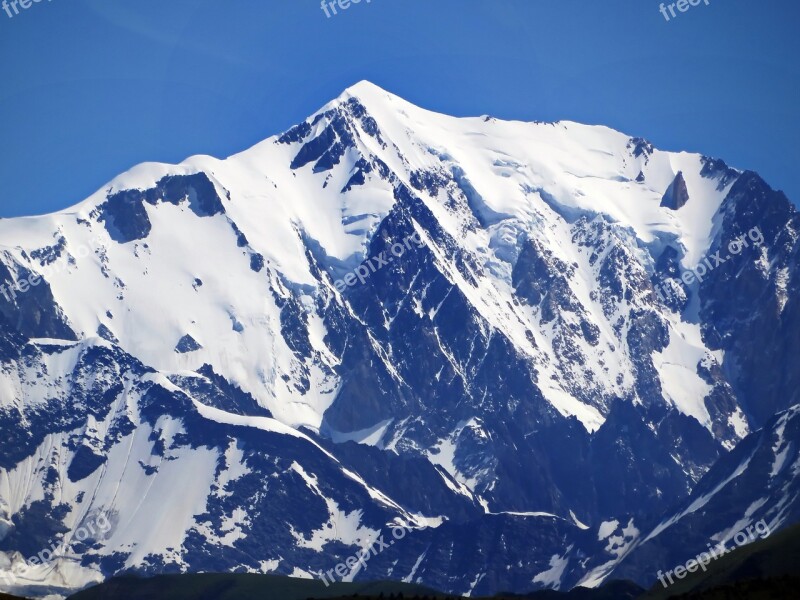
[0,81,798,598]
[596,403,800,587]
[175,334,202,353]
[661,171,690,210]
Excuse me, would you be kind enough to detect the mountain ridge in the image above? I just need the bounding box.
[0,81,797,598]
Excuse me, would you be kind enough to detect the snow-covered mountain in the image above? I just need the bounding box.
[0,81,797,597]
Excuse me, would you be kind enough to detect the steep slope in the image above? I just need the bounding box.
[643,521,800,599]
[0,81,798,597]
[586,404,800,588]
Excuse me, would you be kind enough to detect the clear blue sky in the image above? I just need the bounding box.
[1,0,798,218]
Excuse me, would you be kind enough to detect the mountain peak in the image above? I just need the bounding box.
[324,79,408,120]
[315,80,398,116]
[340,79,394,100]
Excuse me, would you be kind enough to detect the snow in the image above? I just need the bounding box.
[604,520,639,557]
[569,511,590,530]
[0,414,220,588]
[577,519,640,589]
[326,419,394,447]
[89,424,219,566]
[288,462,378,552]
[770,411,793,477]
[538,383,605,433]
[652,319,714,430]
[597,520,619,541]
[775,266,790,313]
[492,511,558,518]
[728,408,750,440]
[466,571,486,596]
[426,419,495,495]
[533,550,571,589]
[191,399,324,447]
[402,550,427,584]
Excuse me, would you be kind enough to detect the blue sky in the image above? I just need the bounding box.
[0,0,798,218]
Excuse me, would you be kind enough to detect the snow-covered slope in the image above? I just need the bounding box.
[0,81,798,597]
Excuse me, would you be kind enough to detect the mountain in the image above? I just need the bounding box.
[642,519,800,599]
[0,81,797,598]
[583,403,800,587]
